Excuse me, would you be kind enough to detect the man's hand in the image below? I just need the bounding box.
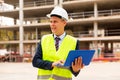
[52,60,64,67]
[72,57,84,72]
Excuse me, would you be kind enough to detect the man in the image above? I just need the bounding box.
[32,6,83,80]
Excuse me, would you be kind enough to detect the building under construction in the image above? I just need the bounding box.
[0,0,120,62]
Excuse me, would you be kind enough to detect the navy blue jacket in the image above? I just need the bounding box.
[32,40,80,76]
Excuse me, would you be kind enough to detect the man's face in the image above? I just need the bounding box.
[50,16,66,36]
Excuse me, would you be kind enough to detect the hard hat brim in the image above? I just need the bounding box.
[46,14,67,21]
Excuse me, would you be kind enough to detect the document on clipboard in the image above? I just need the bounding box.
[64,50,95,67]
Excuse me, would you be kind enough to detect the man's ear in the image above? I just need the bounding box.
[63,21,67,25]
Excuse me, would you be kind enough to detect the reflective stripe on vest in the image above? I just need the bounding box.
[37,74,72,80]
[37,75,51,80]
[52,74,72,80]
[38,34,77,80]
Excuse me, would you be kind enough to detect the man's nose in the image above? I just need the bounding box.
[50,22,55,26]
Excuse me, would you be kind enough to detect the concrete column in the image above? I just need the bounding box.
[54,0,58,6]
[93,41,99,58]
[93,2,99,58]
[94,2,98,18]
[35,27,38,54]
[59,0,63,7]
[94,21,98,37]
[35,28,38,40]
[94,2,98,37]
[93,21,98,58]
[19,0,24,55]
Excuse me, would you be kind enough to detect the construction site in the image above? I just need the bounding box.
[0,0,120,62]
[0,0,120,80]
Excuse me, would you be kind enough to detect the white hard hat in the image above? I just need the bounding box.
[47,6,68,21]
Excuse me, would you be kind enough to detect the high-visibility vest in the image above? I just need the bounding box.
[38,34,77,80]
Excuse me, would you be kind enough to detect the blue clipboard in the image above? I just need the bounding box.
[64,50,95,67]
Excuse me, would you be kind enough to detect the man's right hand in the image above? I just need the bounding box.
[52,60,64,67]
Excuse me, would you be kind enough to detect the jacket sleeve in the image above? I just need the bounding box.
[70,40,80,76]
[32,42,53,70]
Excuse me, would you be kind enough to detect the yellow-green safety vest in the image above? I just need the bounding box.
[38,34,77,80]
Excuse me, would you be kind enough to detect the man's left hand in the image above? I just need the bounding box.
[72,57,84,72]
